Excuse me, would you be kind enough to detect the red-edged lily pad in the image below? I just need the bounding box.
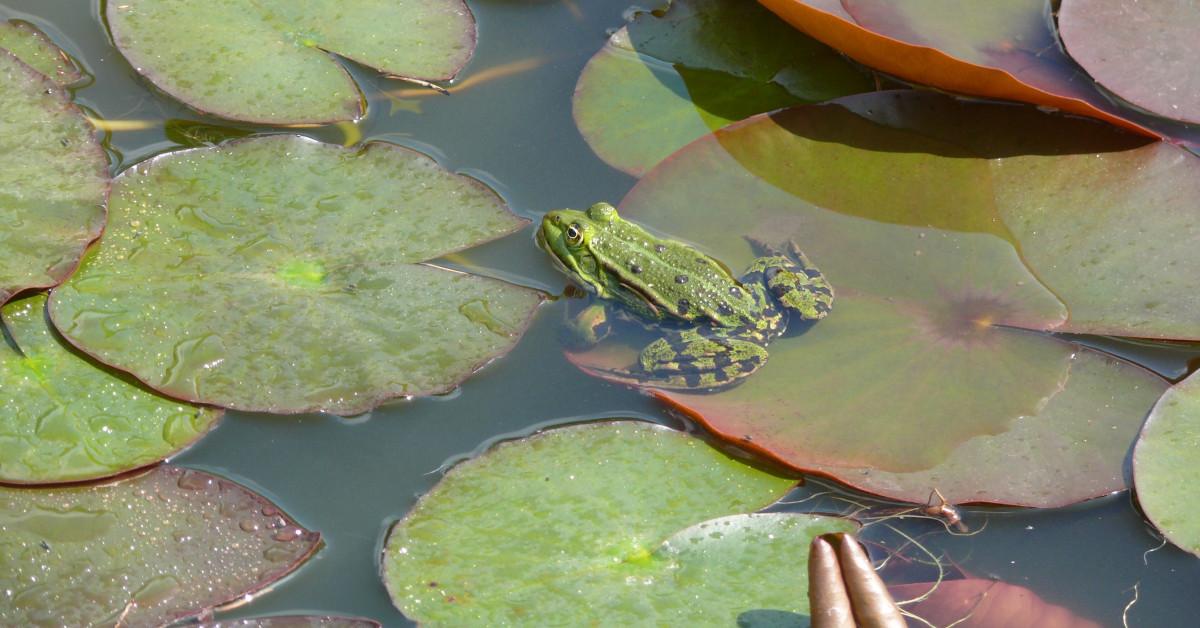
[0,19,83,85]
[0,46,107,305]
[756,0,1195,144]
[573,0,871,175]
[0,466,320,626]
[1133,370,1200,556]
[0,294,221,484]
[889,579,1102,628]
[1059,0,1200,125]
[49,135,542,414]
[566,91,1187,506]
[382,421,858,624]
[107,0,476,124]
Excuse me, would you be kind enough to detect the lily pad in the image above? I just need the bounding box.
[0,466,321,626]
[107,0,476,124]
[1059,0,1200,125]
[0,20,83,85]
[0,294,221,484]
[756,0,1189,143]
[1133,370,1200,556]
[198,616,381,628]
[382,421,857,624]
[0,49,107,305]
[889,580,1102,628]
[568,91,1185,505]
[573,0,871,175]
[49,135,542,414]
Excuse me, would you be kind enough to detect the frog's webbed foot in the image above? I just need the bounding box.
[636,329,768,390]
[744,236,834,322]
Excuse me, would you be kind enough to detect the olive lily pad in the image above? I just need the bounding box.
[50,135,542,414]
[573,0,871,175]
[107,0,476,124]
[0,466,321,626]
[1133,370,1200,556]
[0,19,83,85]
[1059,0,1200,125]
[0,48,107,305]
[382,421,857,624]
[568,91,1185,505]
[0,294,221,484]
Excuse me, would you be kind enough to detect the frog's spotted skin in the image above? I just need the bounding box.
[537,202,833,390]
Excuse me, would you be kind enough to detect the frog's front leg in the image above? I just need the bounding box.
[746,239,834,322]
[562,302,614,348]
[637,328,768,389]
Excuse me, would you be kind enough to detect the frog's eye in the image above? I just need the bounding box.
[565,223,583,246]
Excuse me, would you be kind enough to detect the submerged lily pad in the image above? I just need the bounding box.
[0,466,321,626]
[1059,0,1200,125]
[107,0,476,124]
[569,91,1186,505]
[1133,370,1200,556]
[382,421,856,624]
[0,50,107,305]
[889,580,1102,628]
[573,0,870,175]
[0,20,83,85]
[50,135,541,414]
[0,294,221,484]
[198,616,381,628]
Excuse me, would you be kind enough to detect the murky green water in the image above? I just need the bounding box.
[4,1,1200,625]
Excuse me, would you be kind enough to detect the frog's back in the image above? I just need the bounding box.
[592,221,759,326]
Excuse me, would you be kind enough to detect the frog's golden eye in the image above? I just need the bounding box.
[565,223,583,246]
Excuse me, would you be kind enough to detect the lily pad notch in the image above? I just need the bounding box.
[106,0,478,124]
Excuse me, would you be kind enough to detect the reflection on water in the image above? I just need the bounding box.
[1,0,1199,626]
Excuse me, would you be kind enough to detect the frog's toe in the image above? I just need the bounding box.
[638,335,768,390]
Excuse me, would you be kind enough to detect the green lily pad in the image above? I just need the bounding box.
[0,294,221,484]
[567,91,1185,505]
[0,20,83,85]
[574,0,871,175]
[0,465,321,626]
[50,135,541,414]
[1060,0,1200,125]
[107,0,476,124]
[382,421,857,624]
[1133,370,1200,556]
[0,50,107,305]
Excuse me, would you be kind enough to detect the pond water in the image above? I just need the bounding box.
[4,0,1200,625]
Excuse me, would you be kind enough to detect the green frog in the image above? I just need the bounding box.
[537,202,833,389]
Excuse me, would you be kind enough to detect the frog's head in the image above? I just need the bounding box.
[537,202,622,297]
